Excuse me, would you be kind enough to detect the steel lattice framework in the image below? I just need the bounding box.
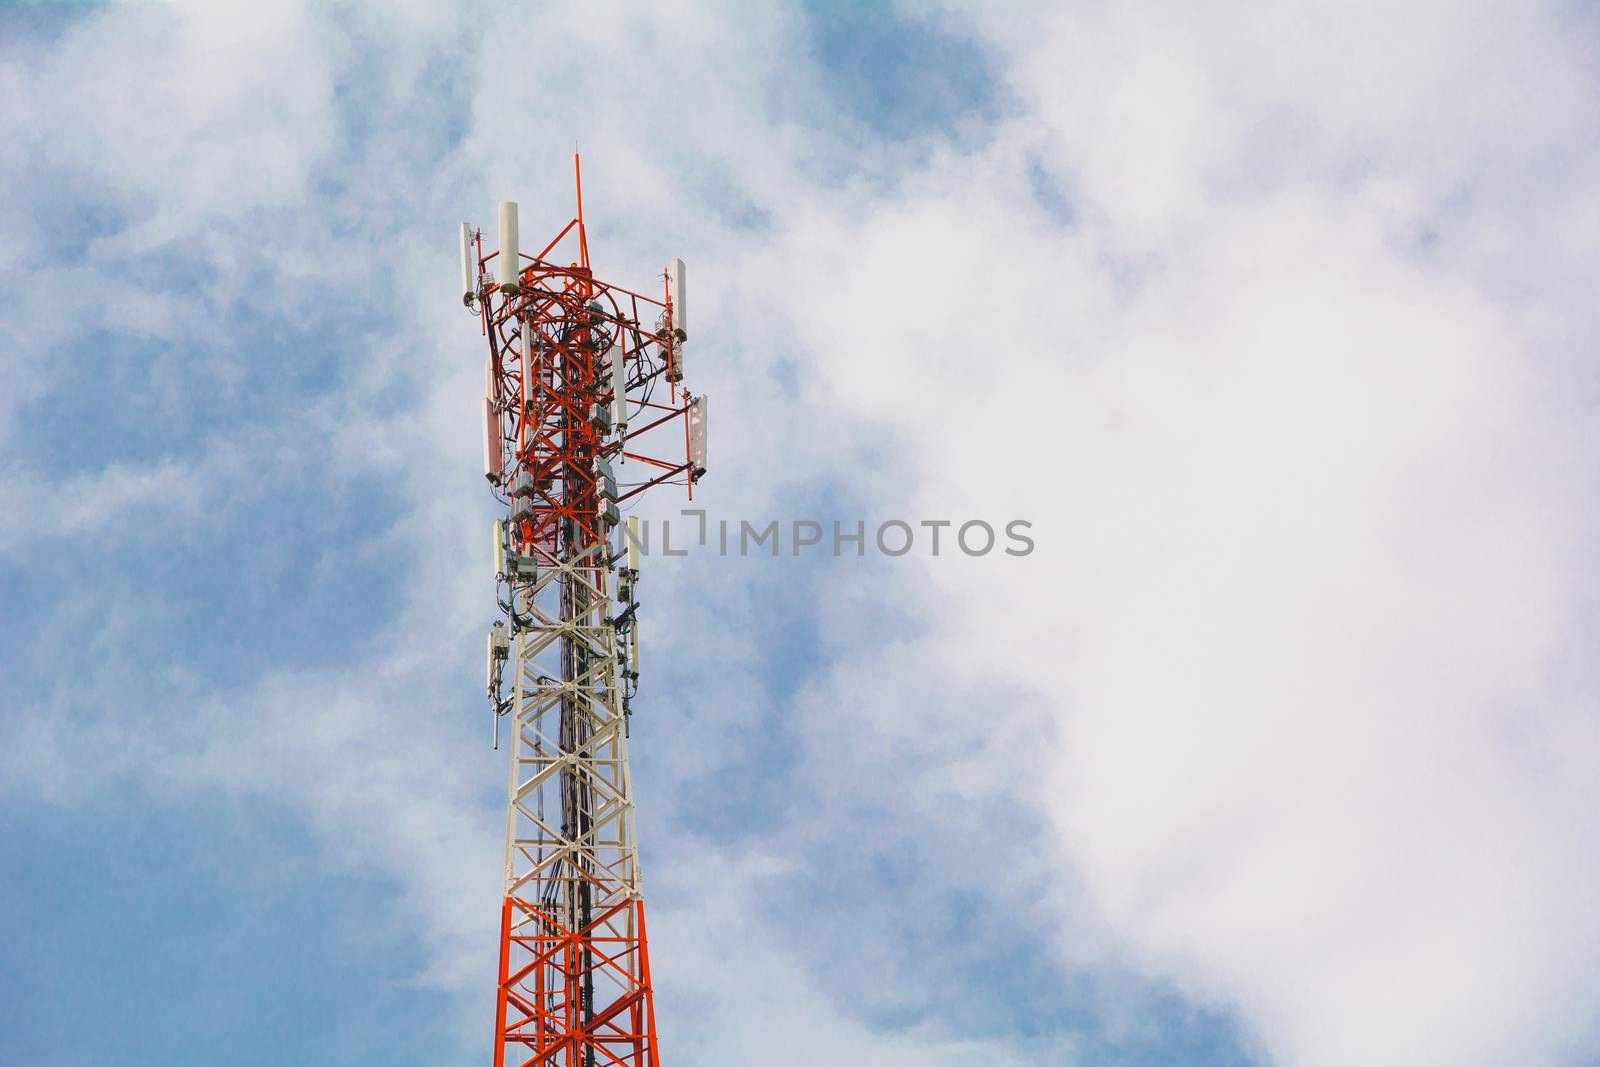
[463,157,701,1067]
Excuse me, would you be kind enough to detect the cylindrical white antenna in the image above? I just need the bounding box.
[498,201,520,293]
[626,514,640,571]
[484,354,498,404]
[521,317,532,369]
[459,222,475,307]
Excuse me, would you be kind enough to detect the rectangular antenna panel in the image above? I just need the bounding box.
[460,223,475,306]
[668,258,686,341]
[498,201,520,292]
[688,394,707,477]
[484,398,503,483]
[610,343,628,432]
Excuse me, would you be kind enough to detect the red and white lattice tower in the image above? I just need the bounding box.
[460,156,705,1067]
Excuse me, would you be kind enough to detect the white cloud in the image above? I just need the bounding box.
[17,2,339,248]
[767,4,1600,1064]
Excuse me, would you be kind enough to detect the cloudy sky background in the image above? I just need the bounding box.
[4,1,1600,1064]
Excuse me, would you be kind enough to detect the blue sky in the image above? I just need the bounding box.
[5,3,1600,1066]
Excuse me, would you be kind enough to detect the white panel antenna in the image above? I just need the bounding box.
[688,394,707,479]
[483,397,503,483]
[667,258,686,341]
[498,202,520,293]
[460,222,476,307]
[610,341,628,436]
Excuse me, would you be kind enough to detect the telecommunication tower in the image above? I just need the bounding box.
[460,156,706,1067]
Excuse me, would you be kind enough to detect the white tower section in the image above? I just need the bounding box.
[499,544,643,923]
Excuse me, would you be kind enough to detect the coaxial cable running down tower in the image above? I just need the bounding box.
[461,156,706,1067]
